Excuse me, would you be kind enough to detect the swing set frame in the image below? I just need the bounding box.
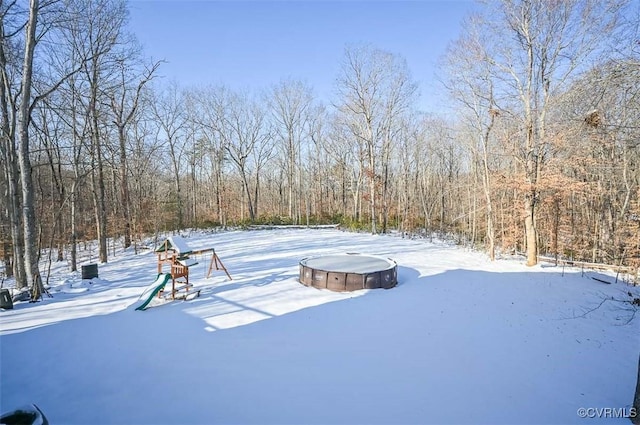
[155,236,232,300]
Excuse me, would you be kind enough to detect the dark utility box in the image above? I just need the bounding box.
[0,288,14,309]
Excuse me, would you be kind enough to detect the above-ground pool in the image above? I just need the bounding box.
[299,253,397,292]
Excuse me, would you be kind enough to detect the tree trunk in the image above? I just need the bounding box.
[524,193,537,266]
[69,82,81,272]
[242,172,255,222]
[118,126,132,248]
[93,134,108,264]
[89,64,108,264]
[174,168,183,229]
[70,181,78,272]
[482,109,496,261]
[381,152,390,234]
[254,170,260,220]
[368,147,376,234]
[288,132,295,221]
[0,5,24,285]
[5,147,25,284]
[17,0,42,293]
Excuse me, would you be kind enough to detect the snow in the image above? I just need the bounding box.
[158,235,193,255]
[302,253,395,273]
[1,228,638,424]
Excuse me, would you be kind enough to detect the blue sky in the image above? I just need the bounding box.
[127,0,476,112]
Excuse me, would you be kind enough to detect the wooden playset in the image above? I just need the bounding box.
[154,235,231,300]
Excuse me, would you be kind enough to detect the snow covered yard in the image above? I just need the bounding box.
[1,228,638,424]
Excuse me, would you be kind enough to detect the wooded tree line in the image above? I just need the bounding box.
[1,0,639,291]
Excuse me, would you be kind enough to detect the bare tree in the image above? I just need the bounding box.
[188,85,232,226]
[152,82,187,229]
[14,0,42,291]
[109,58,161,247]
[335,44,416,233]
[68,0,130,263]
[473,0,626,265]
[0,1,26,283]
[204,89,271,223]
[443,17,500,259]
[268,79,313,223]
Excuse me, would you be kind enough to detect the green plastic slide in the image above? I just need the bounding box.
[134,273,171,311]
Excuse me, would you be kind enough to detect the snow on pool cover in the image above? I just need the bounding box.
[299,253,397,291]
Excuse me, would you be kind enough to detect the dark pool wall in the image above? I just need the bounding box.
[299,263,397,292]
